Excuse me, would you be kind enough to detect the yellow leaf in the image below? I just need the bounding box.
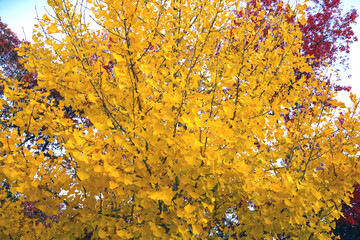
[203,202,214,212]
[264,217,272,225]
[285,172,293,183]
[192,224,202,235]
[149,222,163,237]
[92,120,107,131]
[149,188,175,205]
[94,165,103,172]
[109,181,119,189]
[184,204,197,214]
[223,105,233,116]
[184,155,196,165]
[269,184,281,192]
[98,229,107,238]
[181,115,195,128]
[312,189,322,200]
[116,230,127,237]
[88,94,97,103]
[3,167,17,180]
[36,203,48,212]
[42,14,51,21]
[107,119,114,128]
[48,24,59,34]
[37,138,45,144]
[78,171,89,180]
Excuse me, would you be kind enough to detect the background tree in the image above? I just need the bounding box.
[0,0,360,239]
[0,18,37,92]
[333,184,360,240]
[300,0,358,71]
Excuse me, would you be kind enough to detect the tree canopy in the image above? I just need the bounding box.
[0,0,359,239]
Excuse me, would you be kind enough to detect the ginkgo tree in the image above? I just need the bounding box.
[1,0,360,239]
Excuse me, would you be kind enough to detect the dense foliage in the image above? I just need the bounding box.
[0,0,359,239]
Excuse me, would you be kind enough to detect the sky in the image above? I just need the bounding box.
[0,0,359,105]
[0,0,48,42]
